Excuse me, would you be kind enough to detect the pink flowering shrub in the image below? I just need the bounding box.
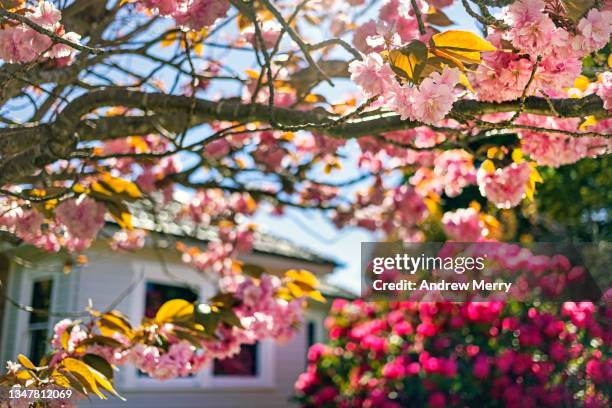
[295,299,611,407]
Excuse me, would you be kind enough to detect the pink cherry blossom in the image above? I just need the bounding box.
[411,68,460,124]
[13,209,45,243]
[110,229,147,251]
[595,72,612,111]
[536,56,582,98]
[348,53,395,98]
[54,197,106,243]
[385,82,415,120]
[0,2,80,64]
[243,21,282,49]
[471,32,535,102]
[442,208,485,242]
[477,162,532,209]
[25,2,62,29]
[352,20,381,53]
[573,9,612,55]
[517,114,610,167]
[505,0,559,56]
[433,149,476,197]
[172,0,230,31]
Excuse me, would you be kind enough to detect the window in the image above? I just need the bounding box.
[28,279,53,365]
[307,321,316,349]
[144,282,198,318]
[140,282,199,378]
[213,343,258,377]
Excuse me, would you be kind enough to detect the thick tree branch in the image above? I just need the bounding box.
[0,89,609,186]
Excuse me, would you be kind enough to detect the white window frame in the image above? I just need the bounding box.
[206,339,275,389]
[123,269,275,390]
[14,270,59,362]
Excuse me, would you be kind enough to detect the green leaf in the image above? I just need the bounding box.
[194,304,221,334]
[219,309,244,329]
[77,335,124,350]
[426,8,454,27]
[241,263,266,279]
[562,0,594,22]
[56,370,89,396]
[83,354,114,380]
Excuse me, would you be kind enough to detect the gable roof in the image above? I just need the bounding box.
[118,202,341,267]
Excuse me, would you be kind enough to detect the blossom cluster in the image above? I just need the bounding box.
[0,2,81,65]
[349,55,462,125]
[139,0,230,31]
[295,299,611,407]
[39,269,304,383]
[0,196,106,252]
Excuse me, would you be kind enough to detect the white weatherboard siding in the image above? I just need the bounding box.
[84,332,307,408]
[2,242,328,407]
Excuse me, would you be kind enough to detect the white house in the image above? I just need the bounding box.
[0,215,352,408]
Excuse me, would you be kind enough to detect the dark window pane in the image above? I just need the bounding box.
[213,344,258,377]
[307,321,316,349]
[29,280,53,324]
[29,329,48,365]
[144,282,198,319]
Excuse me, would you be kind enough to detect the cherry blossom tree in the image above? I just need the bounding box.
[0,0,610,405]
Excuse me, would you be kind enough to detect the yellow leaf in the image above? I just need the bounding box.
[304,94,319,103]
[96,311,132,337]
[285,269,319,289]
[423,196,441,218]
[244,69,260,79]
[432,30,497,53]
[469,201,481,212]
[155,299,195,324]
[573,75,590,92]
[98,173,142,199]
[88,365,125,401]
[51,371,72,389]
[430,30,495,68]
[429,48,468,70]
[16,370,33,380]
[525,163,543,200]
[18,354,37,370]
[61,358,106,399]
[287,282,305,298]
[459,72,474,91]
[386,40,428,83]
[307,290,326,303]
[284,269,325,303]
[237,13,252,31]
[481,159,496,174]
[579,115,598,130]
[608,53,612,68]
[161,32,179,48]
[511,148,524,163]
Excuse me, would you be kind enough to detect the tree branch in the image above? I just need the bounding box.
[0,90,609,186]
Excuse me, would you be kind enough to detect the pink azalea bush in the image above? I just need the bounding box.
[295,299,611,407]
